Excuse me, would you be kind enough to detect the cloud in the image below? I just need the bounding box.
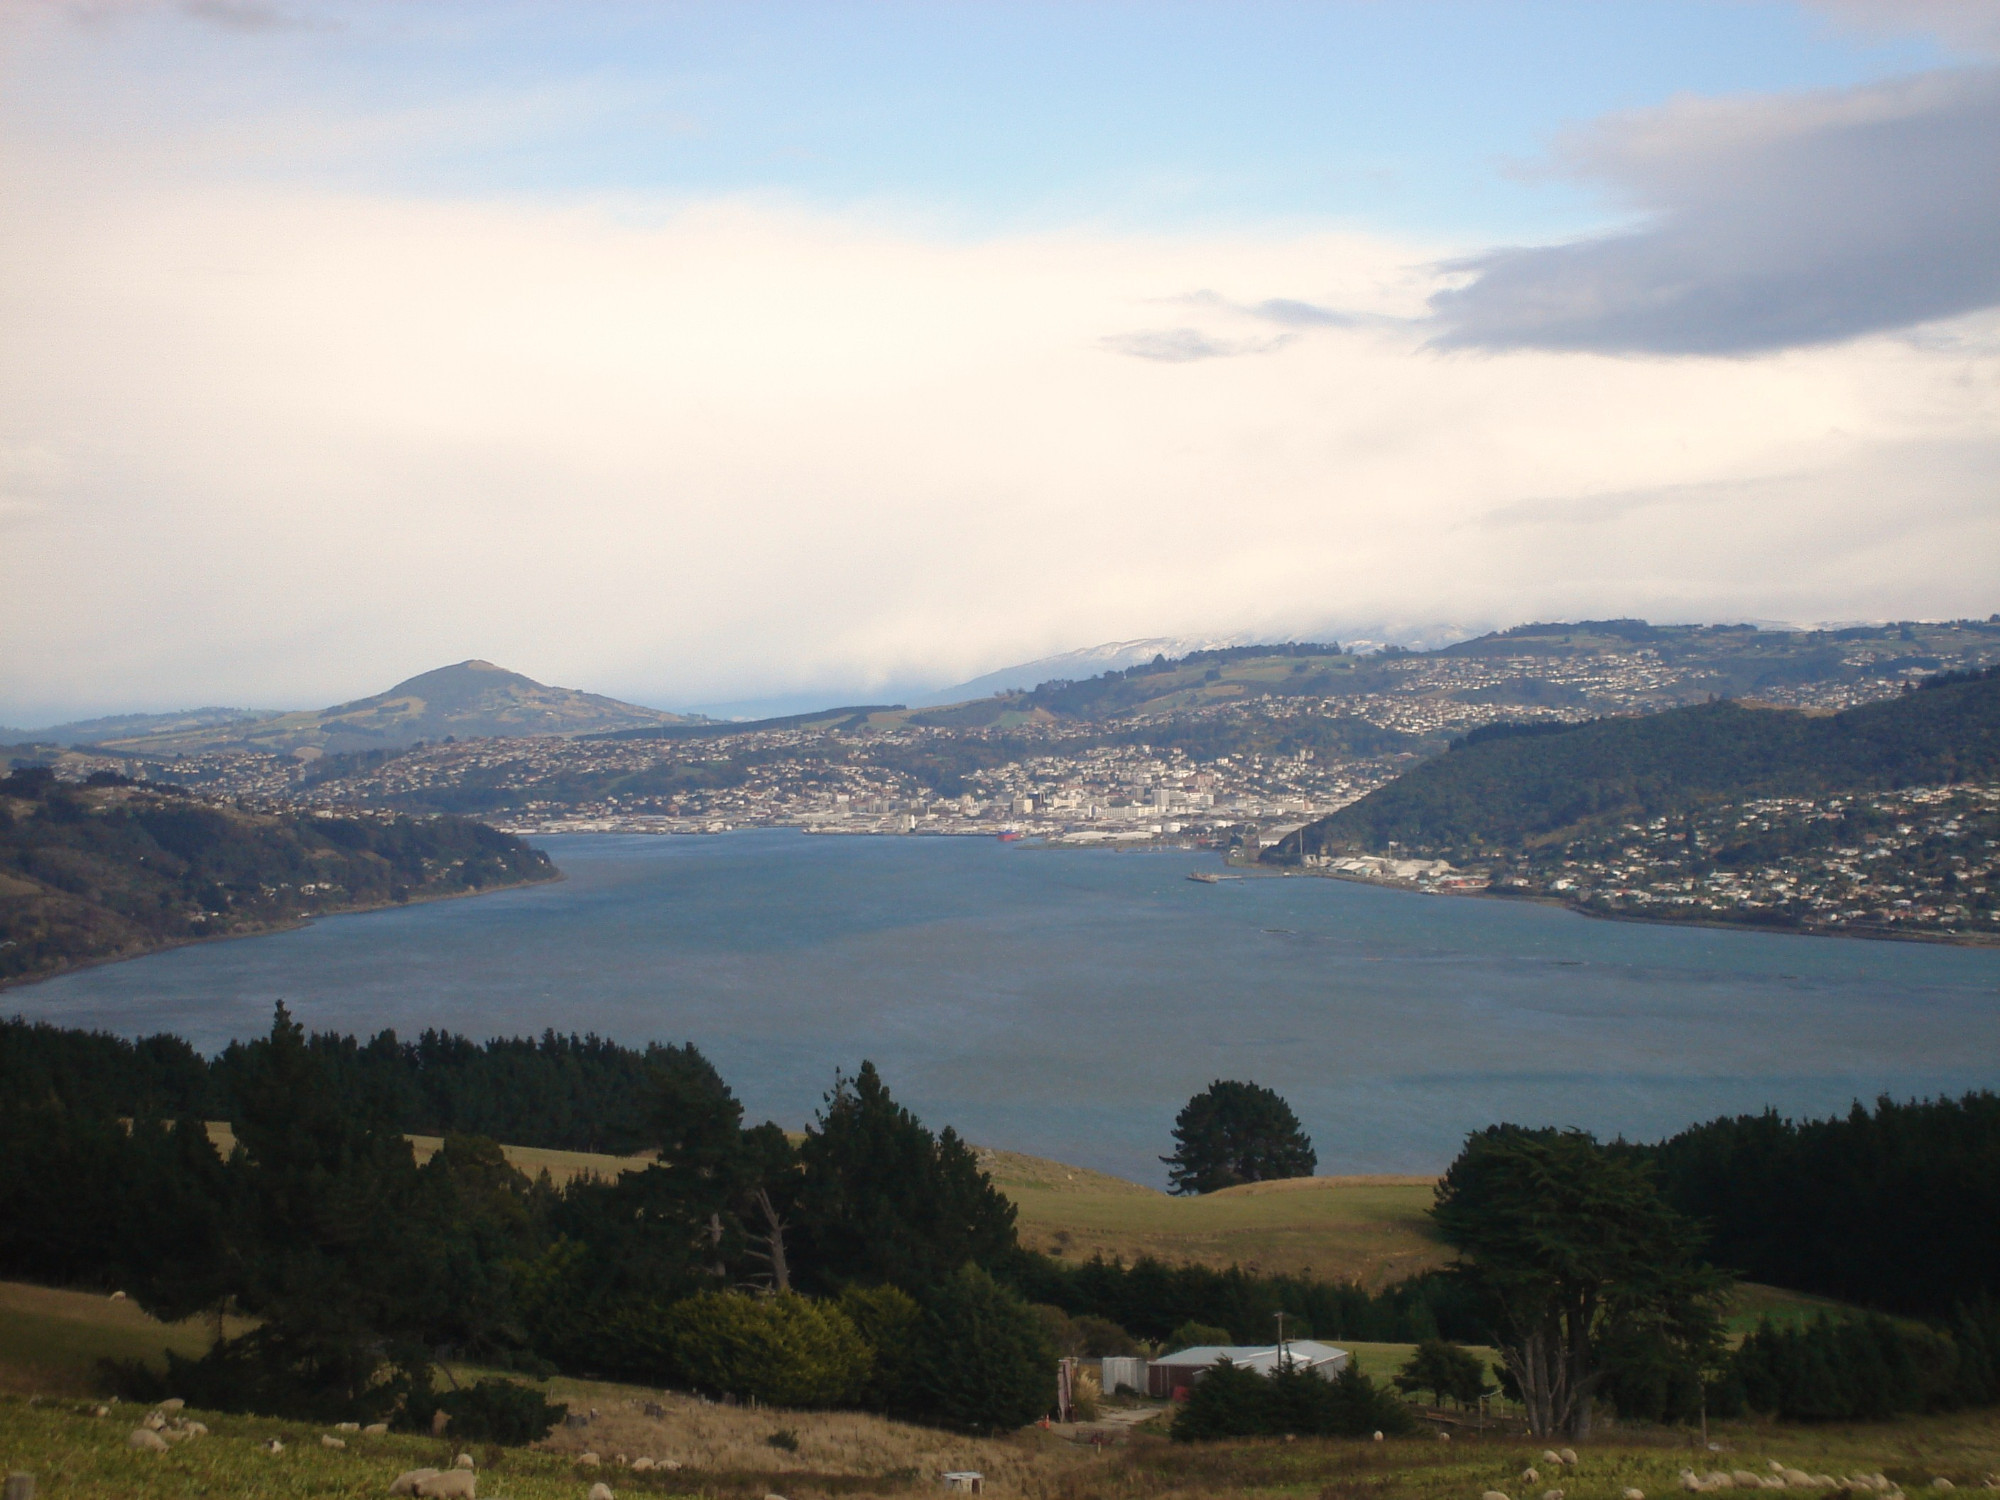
[1430,66,2000,354]
[0,156,1995,718]
[1804,0,2000,55]
[1101,327,1297,362]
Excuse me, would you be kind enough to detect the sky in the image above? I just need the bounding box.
[3,1,1998,722]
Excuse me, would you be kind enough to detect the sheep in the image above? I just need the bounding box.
[589,1486,615,1500]
[414,1472,476,1499]
[127,1428,169,1452]
[1783,1470,1815,1487]
[1734,1472,1766,1489]
[335,1421,360,1433]
[1702,1471,1735,1489]
[260,1438,285,1454]
[364,1423,389,1435]
[1525,1468,1542,1483]
[1624,1488,1646,1499]
[158,1398,184,1413]
[1482,1490,1510,1500]
[579,1451,601,1467]
[90,1405,110,1417]
[1681,1469,1706,1492]
[1542,1487,1566,1500]
[1935,1483,1955,1492]
[631,1458,656,1473]
[1561,1451,1580,1468]
[389,1471,440,1497]
[1546,1452,1566,1468]
[321,1436,346,1450]
[455,1454,475,1470]
[1439,1431,1453,1442]
[1373,1431,1384,1441]
[142,1410,166,1431]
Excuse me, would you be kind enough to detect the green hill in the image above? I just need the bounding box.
[1277,668,2000,860]
[0,768,556,985]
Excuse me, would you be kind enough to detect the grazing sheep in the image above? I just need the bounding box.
[1542,1488,1565,1500]
[91,1405,109,1417]
[660,1459,683,1470]
[321,1436,346,1449]
[414,1472,476,1499]
[181,1422,207,1437]
[1624,1488,1646,1499]
[1482,1490,1510,1500]
[127,1428,169,1452]
[1439,1432,1452,1442]
[1525,1468,1542,1483]
[110,1290,127,1300]
[364,1423,389,1435]
[335,1421,360,1433]
[455,1454,475,1470]
[589,1486,615,1500]
[1372,1431,1384,1442]
[1561,1451,1579,1467]
[260,1438,284,1454]
[1735,1473,1765,1488]
[1546,1453,1566,1467]
[142,1410,166,1431]
[632,1458,655,1472]
[1784,1470,1814,1486]
[580,1451,601,1467]
[1681,1469,1705,1492]
[389,1471,441,1496]
[158,1399,184,1413]
[1702,1472,1735,1489]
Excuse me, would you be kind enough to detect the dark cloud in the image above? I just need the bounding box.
[1430,67,2000,355]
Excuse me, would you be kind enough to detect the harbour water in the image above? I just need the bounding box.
[11,830,2000,1185]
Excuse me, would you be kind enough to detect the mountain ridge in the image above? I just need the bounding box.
[93,660,696,758]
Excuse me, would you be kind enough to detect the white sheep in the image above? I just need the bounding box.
[364,1422,389,1435]
[589,1485,614,1500]
[455,1453,475,1469]
[413,1472,476,1499]
[321,1435,346,1449]
[579,1451,601,1466]
[127,1428,169,1452]
[389,1471,440,1497]
[1561,1450,1579,1468]
[1624,1488,1646,1499]
[1524,1468,1542,1483]
[1482,1489,1511,1500]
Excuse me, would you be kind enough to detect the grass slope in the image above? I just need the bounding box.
[7,1382,2000,1500]
[983,1152,1448,1287]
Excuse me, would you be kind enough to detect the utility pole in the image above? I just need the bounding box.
[1273,1311,1289,1367]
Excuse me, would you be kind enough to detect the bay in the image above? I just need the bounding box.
[10,830,2000,1185]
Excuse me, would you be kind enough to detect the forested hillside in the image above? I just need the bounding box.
[0,768,555,984]
[1282,667,2000,859]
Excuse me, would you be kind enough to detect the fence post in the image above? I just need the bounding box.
[6,1471,35,1500]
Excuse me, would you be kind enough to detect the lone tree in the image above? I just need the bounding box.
[1431,1125,1728,1438]
[1162,1080,1316,1195]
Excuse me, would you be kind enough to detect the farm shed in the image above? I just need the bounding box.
[1099,1356,1147,1395]
[1145,1341,1349,1399]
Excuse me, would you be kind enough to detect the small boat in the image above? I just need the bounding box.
[997,831,1023,842]
[1186,872,1243,883]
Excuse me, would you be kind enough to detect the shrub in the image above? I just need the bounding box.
[404,1378,567,1445]
[1173,1360,1417,1442]
[1168,1320,1234,1351]
[905,1264,1056,1433]
[838,1283,923,1415]
[664,1290,872,1408]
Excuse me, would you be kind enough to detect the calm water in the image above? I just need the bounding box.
[12,831,2000,1183]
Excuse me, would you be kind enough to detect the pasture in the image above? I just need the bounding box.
[5,1383,2000,1500]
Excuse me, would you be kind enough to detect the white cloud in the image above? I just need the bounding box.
[0,142,1996,720]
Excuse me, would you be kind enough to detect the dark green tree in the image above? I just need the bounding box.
[1395,1338,1490,1408]
[1431,1125,1727,1438]
[1162,1080,1316,1195]
[792,1062,1017,1291]
[904,1264,1054,1432]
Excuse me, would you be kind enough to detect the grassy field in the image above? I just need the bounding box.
[6,1381,2000,1500]
[980,1151,1447,1287]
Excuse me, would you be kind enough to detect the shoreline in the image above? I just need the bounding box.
[1276,863,2000,950]
[0,869,565,994]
